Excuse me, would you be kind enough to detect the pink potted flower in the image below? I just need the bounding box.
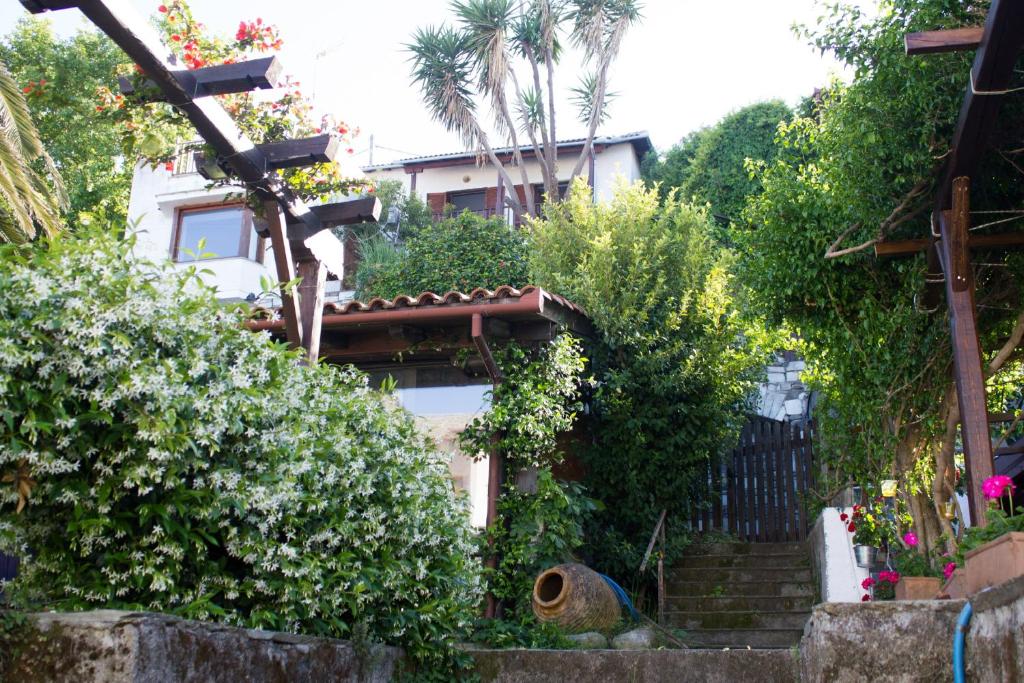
[962,475,1024,594]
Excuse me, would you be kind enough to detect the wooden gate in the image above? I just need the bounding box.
[691,416,816,542]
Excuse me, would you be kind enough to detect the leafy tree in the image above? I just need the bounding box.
[644,100,792,237]
[529,180,769,576]
[0,18,127,228]
[356,210,530,300]
[735,0,1024,554]
[408,0,641,219]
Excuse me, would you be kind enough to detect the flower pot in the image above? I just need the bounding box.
[532,563,621,633]
[854,544,877,568]
[894,576,941,600]
[965,531,1024,594]
[940,569,966,600]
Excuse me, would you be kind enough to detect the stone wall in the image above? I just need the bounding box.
[757,352,810,423]
[801,575,1024,682]
[0,610,402,683]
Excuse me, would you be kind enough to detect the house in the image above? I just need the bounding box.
[362,131,653,221]
[124,138,607,527]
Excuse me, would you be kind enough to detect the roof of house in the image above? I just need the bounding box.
[361,131,653,172]
[247,285,591,366]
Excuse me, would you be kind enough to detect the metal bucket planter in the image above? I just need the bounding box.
[532,563,621,634]
[854,545,878,568]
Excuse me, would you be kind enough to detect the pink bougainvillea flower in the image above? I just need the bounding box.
[982,475,1016,501]
[861,577,876,589]
[944,562,956,580]
[903,532,918,548]
[861,594,871,602]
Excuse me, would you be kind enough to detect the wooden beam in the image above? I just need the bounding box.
[284,196,382,241]
[938,177,994,526]
[263,200,302,349]
[118,56,282,99]
[875,232,1024,257]
[905,27,983,55]
[258,134,340,171]
[295,259,326,364]
[933,0,1024,211]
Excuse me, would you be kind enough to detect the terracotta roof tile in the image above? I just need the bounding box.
[252,285,587,321]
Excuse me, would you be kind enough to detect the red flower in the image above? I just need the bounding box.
[840,513,849,522]
[861,594,871,602]
[164,161,174,171]
[170,34,181,41]
[95,105,104,111]
[22,85,32,93]
[861,577,876,589]
[158,4,167,12]
[346,147,354,154]
[847,523,856,533]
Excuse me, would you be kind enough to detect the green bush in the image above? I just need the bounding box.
[356,210,529,300]
[0,229,481,667]
[529,179,769,577]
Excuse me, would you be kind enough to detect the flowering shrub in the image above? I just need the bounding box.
[99,1,367,206]
[0,230,480,667]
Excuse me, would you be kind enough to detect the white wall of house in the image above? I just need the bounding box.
[366,139,645,208]
[126,161,277,301]
[812,507,871,602]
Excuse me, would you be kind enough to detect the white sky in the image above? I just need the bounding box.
[0,1,852,165]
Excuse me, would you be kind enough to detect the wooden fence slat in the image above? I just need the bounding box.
[773,421,785,541]
[768,419,780,541]
[797,426,811,540]
[712,459,724,531]
[783,422,798,541]
[755,421,767,542]
[746,438,758,542]
[727,449,738,535]
[701,461,711,534]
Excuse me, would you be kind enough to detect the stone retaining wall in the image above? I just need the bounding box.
[0,610,401,683]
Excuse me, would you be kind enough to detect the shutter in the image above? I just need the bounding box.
[484,187,498,216]
[427,192,447,217]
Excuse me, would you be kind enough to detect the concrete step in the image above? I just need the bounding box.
[668,566,813,584]
[666,595,815,612]
[677,553,809,569]
[667,580,814,598]
[469,648,800,682]
[682,628,805,650]
[665,610,811,631]
[692,542,806,556]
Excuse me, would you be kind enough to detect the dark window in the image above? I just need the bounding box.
[449,190,487,214]
[533,181,571,208]
[172,205,263,263]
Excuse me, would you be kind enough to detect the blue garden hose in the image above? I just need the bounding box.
[599,573,640,622]
[953,601,972,683]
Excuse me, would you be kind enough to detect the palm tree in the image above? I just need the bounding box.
[0,59,66,243]
[408,0,641,220]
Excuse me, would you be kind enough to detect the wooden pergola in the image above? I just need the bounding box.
[877,1,1024,525]
[22,0,381,365]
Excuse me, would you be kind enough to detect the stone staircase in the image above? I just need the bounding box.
[664,541,814,649]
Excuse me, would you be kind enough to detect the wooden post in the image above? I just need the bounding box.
[473,313,504,619]
[295,258,326,364]
[938,177,994,526]
[264,201,302,350]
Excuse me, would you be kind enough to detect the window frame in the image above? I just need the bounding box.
[170,202,264,264]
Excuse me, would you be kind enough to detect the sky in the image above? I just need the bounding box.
[0,1,854,166]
